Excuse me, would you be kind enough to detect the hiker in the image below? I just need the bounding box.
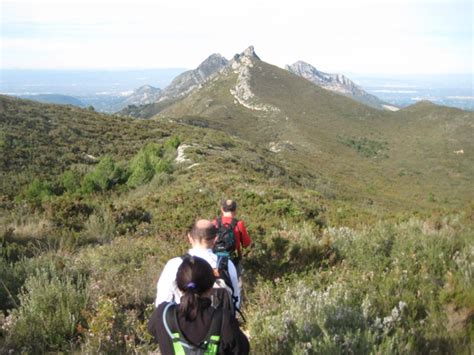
[148,255,250,354]
[213,199,252,276]
[154,219,241,311]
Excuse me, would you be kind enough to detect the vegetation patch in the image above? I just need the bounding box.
[339,136,389,158]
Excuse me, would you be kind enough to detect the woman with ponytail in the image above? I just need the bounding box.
[148,255,249,354]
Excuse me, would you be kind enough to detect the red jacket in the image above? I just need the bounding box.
[213,216,251,253]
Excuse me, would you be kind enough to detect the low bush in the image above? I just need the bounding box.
[43,196,94,232]
[127,143,164,188]
[245,222,338,280]
[81,156,125,194]
[245,218,473,354]
[3,269,89,352]
[22,179,54,203]
[60,169,82,194]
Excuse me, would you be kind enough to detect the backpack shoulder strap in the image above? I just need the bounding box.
[230,218,239,229]
[200,308,223,352]
[162,303,180,339]
[163,303,223,351]
[163,303,200,351]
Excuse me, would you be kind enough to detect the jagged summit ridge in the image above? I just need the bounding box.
[229,45,260,70]
[160,45,275,112]
[286,61,368,96]
[286,61,395,110]
[235,45,260,60]
[286,61,353,88]
[157,53,229,102]
[195,53,229,80]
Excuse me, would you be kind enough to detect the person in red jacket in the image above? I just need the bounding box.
[213,199,252,276]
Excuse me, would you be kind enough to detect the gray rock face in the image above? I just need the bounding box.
[286,61,393,110]
[234,45,260,61]
[158,53,229,101]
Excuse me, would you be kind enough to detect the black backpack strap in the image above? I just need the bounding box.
[216,255,242,316]
[217,256,233,293]
[202,308,223,345]
[163,303,200,350]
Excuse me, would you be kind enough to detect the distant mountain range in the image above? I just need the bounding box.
[120,46,401,118]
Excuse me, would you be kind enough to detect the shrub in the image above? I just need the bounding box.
[0,258,25,311]
[111,205,151,235]
[43,196,94,232]
[247,275,371,354]
[23,179,54,203]
[246,222,338,280]
[3,269,89,352]
[60,170,81,193]
[81,297,155,353]
[82,206,117,243]
[81,156,123,194]
[127,141,178,188]
[155,159,173,174]
[163,135,181,151]
[339,136,389,158]
[127,143,162,188]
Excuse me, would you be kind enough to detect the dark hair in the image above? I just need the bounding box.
[221,199,237,212]
[189,222,217,242]
[176,255,216,321]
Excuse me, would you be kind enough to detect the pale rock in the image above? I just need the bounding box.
[286,61,395,110]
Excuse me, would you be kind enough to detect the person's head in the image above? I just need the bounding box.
[176,255,216,321]
[187,219,217,248]
[221,199,237,216]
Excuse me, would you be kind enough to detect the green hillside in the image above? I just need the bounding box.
[0,90,472,354]
[18,94,85,107]
[155,56,474,212]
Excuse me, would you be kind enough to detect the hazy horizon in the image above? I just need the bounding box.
[1,68,472,111]
[2,0,472,75]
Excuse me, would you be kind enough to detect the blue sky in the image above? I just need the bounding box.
[1,0,472,74]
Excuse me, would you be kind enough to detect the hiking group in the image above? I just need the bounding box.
[148,199,252,354]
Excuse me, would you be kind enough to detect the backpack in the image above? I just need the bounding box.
[162,302,223,355]
[213,255,239,315]
[213,217,239,256]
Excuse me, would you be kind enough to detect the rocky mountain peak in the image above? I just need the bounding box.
[286,61,392,110]
[241,45,260,59]
[197,53,229,78]
[286,61,317,74]
[134,84,160,94]
[232,45,260,62]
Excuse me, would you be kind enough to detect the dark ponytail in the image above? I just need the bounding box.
[176,255,216,321]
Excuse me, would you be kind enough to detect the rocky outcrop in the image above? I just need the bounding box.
[158,53,229,102]
[286,61,395,110]
[228,46,280,112]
